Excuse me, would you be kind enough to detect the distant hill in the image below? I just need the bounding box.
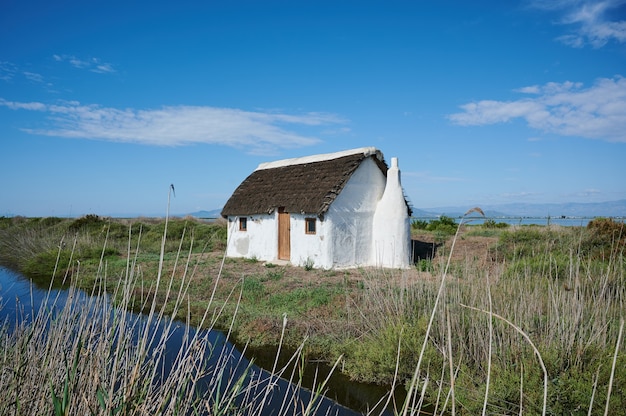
[415,199,626,218]
[190,200,625,221]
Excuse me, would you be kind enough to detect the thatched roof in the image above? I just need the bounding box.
[221,147,394,217]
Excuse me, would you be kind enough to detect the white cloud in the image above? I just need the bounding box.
[53,54,116,73]
[515,85,541,94]
[93,63,115,74]
[0,98,47,111]
[531,0,626,47]
[23,71,44,83]
[0,61,18,81]
[448,76,626,142]
[0,99,346,151]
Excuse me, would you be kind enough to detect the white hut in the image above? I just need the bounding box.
[221,147,412,269]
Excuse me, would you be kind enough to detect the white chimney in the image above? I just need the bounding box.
[371,157,411,268]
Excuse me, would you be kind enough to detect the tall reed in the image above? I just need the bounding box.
[0,212,339,415]
[341,218,625,415]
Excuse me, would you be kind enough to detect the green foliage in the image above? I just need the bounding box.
[23,249,73,279]
[411,216,459,235]
[304,257,315,271]
[483,218,509,229]
[426,215,458,235]
[411,219,428,230]
[341,318,436,385]
[69,214,106,232]
[416,258,434,272]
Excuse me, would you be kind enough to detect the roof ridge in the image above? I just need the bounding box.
[255,147,381,171]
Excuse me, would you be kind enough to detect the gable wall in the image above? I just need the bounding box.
[326,157,386,267]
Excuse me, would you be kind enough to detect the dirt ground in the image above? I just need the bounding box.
[176,230,503,360]
[195,231,500,294]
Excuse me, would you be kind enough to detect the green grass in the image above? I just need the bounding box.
[267,287,333,315]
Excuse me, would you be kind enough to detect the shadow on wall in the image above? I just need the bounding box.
[411,239,440,263]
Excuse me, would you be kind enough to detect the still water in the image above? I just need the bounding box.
[413,216,617,227]
[0,267,398,416]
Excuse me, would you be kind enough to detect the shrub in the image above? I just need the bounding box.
[483,218,509,229]
[426,215,458,235]
[23,248,73,279]
[69,214,106,232]
[411,219,428,230]
[416,259,433,272]
[39,217,65,227]
[584,217,625,259]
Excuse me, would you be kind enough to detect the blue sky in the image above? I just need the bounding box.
[1,0,625,217]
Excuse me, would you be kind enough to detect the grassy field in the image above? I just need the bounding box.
[0,214,624,415]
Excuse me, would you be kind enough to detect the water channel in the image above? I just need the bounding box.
[0,266,401,415]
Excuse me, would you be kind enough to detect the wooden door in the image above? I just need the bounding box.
[278,207,290,260]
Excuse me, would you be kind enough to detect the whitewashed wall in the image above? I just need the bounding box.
[225,154,411,269]
[326,157,386,268]
[225,213,277,262]
[372,157,411,268]
[289,214,332,268]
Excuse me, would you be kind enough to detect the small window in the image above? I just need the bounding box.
[305,218,316,234]
[239,217,247,231]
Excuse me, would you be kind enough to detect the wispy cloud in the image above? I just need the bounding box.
[448,76,626,142]
[23,71,44,83]
[0,61,18,81]
[0,99,46,111]
[0,99,346,151]
[53,54,116,73]
[530,0,626,47]
[1,61,53,90]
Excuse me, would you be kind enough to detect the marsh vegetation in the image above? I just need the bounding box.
[0,214,624,414]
